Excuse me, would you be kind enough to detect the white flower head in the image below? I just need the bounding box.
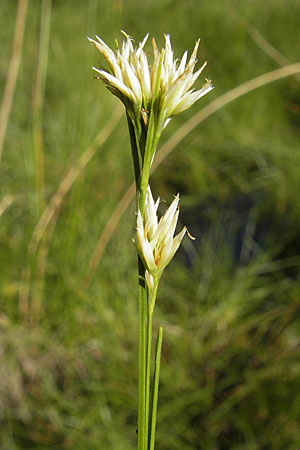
[136,186,188,279]
[88,31,213,124]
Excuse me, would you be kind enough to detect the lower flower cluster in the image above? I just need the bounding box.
[135,186,187,289]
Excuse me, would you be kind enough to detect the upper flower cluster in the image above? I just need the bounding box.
[88,31,213,122]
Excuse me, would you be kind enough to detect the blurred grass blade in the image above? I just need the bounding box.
[231,10,293,68]
[0,0,28,164]
[32,0,52,215]
[0,195,14,218]
[81,182,135,289]
[26,0,52,323]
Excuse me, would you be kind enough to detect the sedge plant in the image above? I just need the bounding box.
[88,31,213,450]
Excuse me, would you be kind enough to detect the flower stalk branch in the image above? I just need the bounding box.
[145,276,159,448]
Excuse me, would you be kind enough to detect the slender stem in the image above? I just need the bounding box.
[128,108,147,450]
[145,279,159,449]
[138,256,146,450]
[139,111,165,212]
[150,327,163,450]
[139,142,153,215]
[135,131,148,450]
[137,182,148,450]
[126,112,141,190]
[135,161,149,450]
[138,54,163,214]
[144,308,153,449]
[127,101,148,450]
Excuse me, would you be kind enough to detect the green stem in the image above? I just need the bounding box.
[127,108,148,450]
[126,112,141,193]
[145,279,159,449]
[138,54,164,214]
[144,308,152,449]
[138,256,146,450]
[150,327,163,450]
[139,140,154,215]
[129,111,148,450]
[139,111,165,212]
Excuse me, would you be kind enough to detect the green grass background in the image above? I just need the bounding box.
[1,0,300,448]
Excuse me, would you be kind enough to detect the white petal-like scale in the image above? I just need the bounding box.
[141,240,157,271]
[155,206,179,249]
[145,270,155,291]
[185,63,207,91]
[166,208,180,241]
[187,39,200,71]
[159,234,174,269]
[121,59,142,103]
[167,226,187,263]
[145,186,158,239]
[160,194,179,225]
[139,52,151,100]
[92,67,134,101]
[172,81,213,115]
[175,51,188,78]
[136,211,146,245]
[136,210,156,271]
[136,33,149,58]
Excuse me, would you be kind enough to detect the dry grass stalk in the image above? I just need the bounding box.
[0,0,28,163]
